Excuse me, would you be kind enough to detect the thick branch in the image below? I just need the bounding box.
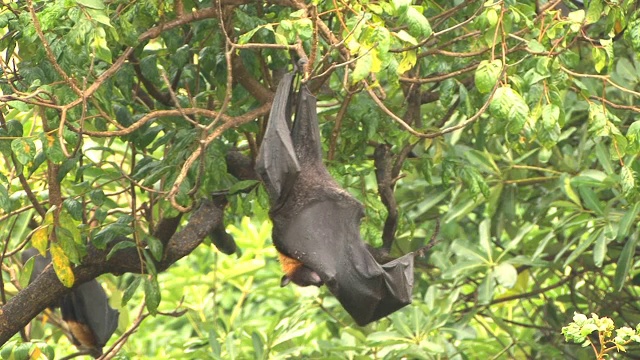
[0,197,225,345]
[225,150,258,181]
[374,144,398,252]
[130,54,174,107]
[231,56,273,103]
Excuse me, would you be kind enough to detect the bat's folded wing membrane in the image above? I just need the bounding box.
[255,72,301,205]
[281,196,414,325]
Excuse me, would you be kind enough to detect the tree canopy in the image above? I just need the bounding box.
[1,0,640,359]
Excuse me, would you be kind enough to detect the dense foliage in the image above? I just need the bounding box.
[0,0,640,358]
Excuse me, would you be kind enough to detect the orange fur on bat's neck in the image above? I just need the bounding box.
[66,320,97,348]
[278,252,303,276]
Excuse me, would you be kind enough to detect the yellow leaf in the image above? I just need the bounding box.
[397,50,416,74]
[43,209,54,225]
[31,346,42,359]
[50,243,75,287]
[346,36,360,55]
[31,226,50,256]
[370,48,381,73]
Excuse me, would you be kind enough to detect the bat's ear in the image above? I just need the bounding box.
[280,275,291,287]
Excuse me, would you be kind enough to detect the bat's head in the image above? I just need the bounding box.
[66,320,103,358]
[278,252,324,287]
[280,267,323,287]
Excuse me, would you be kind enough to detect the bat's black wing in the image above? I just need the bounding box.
[255,72,300,207]
[258,71,414,326]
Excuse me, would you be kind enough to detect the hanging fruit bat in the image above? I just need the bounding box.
[255,69,414,326]
[22,248,119,358]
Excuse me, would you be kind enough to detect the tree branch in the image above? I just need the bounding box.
[0,197,226,345]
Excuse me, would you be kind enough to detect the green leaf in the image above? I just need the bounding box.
[592,47,607,73]
[6,119,23,137]
[41,133,66,164]
[351,49,373,84]
[626,121,640,154]
[140,55,160,83]
[19,256,35,289]
[595,141,614,174]
[229,180,259,195]
[572,170,608,187]
[209,330,222,357]
[394,30,418,45]
[56,226,81,264]
[563,175,582,206]
[107,240,136,260]
[404,7,432,38]
[479,218,492,259]
[541,104,560,130]
[122,276,142,306]
[460,166,490,200]
[146,235,163,262]
[11,138,36,165]
[585,0,603,25]
[564,228,602,267]
[90,189,106,206]
[0,185,10,213]
[144,275,161,315]
[293,18,313,40]
[392,0,411,14]
[450,240,488,263]
[63,198,83,221]
[92,29,112,63]
[618,202,640,239]
[475,60,502,94]
[621,166,636,195]
[593,231,607,268]
[251,332,264,359]
[485,8,498,27]
[578,186,604,216]
[75,0,106,10]
[86,8,112,27]
[92,223,134,249]
[490,86,529,134]
[238,26,262,45]
[614,232,638,291]
[588,103,608,136]
[478,271,495,305]
[5,343,30,360]
[0,130,11,158]
[274,32,288,46]
[143,250,157,276]
[527,39,546,53]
